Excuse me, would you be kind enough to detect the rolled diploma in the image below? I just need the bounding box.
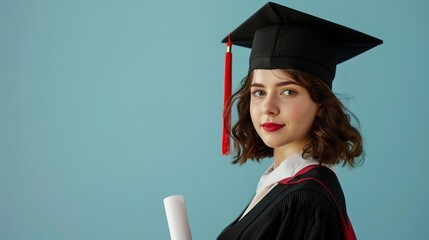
[163,195,192,240]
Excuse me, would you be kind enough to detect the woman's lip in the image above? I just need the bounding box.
[261,122,285,132]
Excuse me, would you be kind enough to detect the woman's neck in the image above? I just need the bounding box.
[273,143,306,168]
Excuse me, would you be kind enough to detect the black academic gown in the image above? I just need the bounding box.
[217,166,353,240]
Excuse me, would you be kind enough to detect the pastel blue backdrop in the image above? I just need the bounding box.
[1,0,428,239]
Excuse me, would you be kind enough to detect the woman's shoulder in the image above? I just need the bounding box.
[275,181,338,211]
[280,165,344,198]
[273,165,348,222]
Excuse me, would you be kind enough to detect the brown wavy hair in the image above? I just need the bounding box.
[226,69,364,167]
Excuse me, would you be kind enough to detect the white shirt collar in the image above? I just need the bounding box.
[255,153,332,193]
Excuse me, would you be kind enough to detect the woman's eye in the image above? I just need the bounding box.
[281,89,296,96]
[251,90,265,97]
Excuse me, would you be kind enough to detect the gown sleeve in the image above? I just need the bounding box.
[240,189,343,240]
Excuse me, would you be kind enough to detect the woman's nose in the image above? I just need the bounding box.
[262,94,279,116]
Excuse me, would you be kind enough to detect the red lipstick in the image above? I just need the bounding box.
[261,122,285,132]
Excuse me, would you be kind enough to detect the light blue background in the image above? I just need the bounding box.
[1,0,428,239]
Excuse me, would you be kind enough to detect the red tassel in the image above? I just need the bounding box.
[222,35,232,155]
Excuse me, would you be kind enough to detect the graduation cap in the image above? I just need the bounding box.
[221,2,382,155]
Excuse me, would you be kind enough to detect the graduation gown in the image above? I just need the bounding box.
[217,166,354,240]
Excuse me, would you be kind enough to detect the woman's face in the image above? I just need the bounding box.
[250,69,319,153]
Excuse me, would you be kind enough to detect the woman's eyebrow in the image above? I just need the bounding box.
[250,81,296,88]
[250,83,264,88]
[275,81,296,87]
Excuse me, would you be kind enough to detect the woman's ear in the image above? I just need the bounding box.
[317,105,323,117]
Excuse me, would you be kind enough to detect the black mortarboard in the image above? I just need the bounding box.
[221,2,382,155]
[222,2,382,88]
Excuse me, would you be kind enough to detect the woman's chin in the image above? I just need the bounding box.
[260,139,286,149]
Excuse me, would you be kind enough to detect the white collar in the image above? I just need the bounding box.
[255,153,332,193]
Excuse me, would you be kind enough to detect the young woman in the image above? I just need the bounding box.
[217,2,382,240]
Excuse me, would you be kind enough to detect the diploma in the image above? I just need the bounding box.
[163,195,192,240]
